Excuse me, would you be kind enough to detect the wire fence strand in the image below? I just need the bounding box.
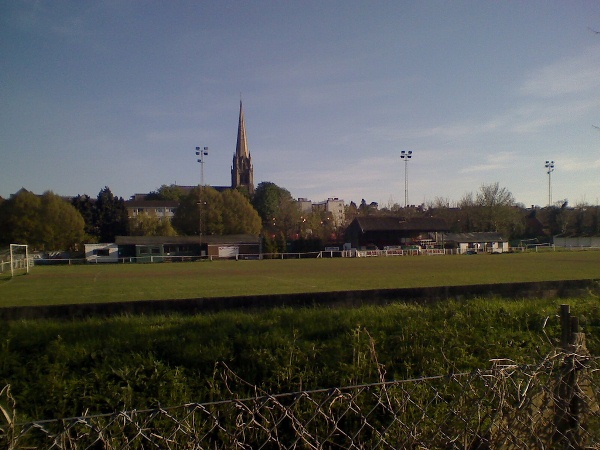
[2,348,599,450]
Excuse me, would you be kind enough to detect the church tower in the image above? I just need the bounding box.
[231,100,254,195]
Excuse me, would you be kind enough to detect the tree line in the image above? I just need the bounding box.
[0,182,305,252]
[347,182,600,244]
[1,181,599,252]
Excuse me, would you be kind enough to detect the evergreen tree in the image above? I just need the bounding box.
[94,187,128,242]
[71,194,97,238]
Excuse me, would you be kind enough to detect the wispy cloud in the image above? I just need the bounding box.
[561,158,600,172]
[460,152,514,174]
[519,45,600,98]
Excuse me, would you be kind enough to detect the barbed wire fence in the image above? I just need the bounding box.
[1,305,599,449]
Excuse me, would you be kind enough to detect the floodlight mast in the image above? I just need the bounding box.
[545,160,555,206]
[196,146,208,243]
[196,146,208,187]
[400,150,413,208]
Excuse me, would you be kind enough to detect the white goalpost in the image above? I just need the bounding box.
[9,244,30,277]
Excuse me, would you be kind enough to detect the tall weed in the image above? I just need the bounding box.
[1,296,598,422]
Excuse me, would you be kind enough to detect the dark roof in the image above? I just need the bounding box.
[115,235,260,245]
[124,200,180,208]
[352,216,449,232]
[444,232,506,243]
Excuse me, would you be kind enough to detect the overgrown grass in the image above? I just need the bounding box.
[1,251,600,307]
[1,296,599,422]
[2,251,599,423]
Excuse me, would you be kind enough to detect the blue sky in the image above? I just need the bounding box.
[2,1,600,208]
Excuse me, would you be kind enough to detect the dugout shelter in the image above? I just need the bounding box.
[344,216,449,250]
[115,235,261,261]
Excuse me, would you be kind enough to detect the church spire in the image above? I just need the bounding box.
[235,100,249,158]
[231,100,254,194]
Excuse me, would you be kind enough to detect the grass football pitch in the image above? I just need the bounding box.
[1,250,600,308]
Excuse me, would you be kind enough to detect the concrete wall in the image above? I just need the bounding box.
[554,236,600,248]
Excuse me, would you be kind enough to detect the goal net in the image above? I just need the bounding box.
[8,244,31,277]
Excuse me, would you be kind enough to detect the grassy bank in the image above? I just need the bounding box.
[2,296,599,422]
[1,251,600,307]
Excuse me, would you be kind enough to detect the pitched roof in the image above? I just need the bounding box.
[352,216,449,232]
[124,200,180,208]
[115,235,260,245]
[444,232,506,243]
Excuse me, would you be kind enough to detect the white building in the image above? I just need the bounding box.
[297,197,345,227]
[444,232,509,254]
[84,243,119,263]
[124,199,179,219]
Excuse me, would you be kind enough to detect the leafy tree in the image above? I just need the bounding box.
[252,182,300,238]
[424,197,462,232]
[172,187,261,236]
[358,199,379,216]
[0,189,85,251]
[170,187,201,235]
[221,189,262,235]
[261,233,279,256]
[203,187,225,235]
[234,185,252,201]
[536,201,600,237]
[38,192,86,251]
[345,201,359,223]
[128,213,177,236]
[300,210,336,242]
[145,184,187,202]
[252,182,289,223]
[459,182,523,238]
[0,188,42,247]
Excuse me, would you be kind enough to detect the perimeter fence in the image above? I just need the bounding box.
[1,306,599,449]
[3,245,600,269]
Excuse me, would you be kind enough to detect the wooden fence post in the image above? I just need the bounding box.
[554,304,589,450]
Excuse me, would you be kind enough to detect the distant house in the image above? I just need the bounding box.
[443,232,509,254]
[84,243,119,263]
[115,235,261,261]
[298,197,346,227]
[124,199,180,220]
[344,216,449,249]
